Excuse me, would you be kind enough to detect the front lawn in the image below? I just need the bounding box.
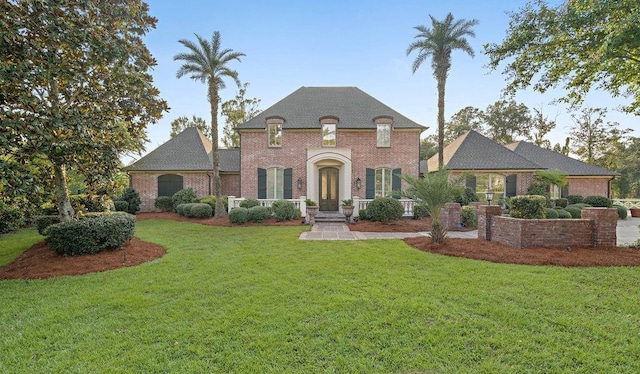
[1,220,639,372]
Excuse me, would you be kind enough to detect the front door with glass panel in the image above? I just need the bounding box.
[319,167,339,211]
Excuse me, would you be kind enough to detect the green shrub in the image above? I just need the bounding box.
[564,206,583,218]
[566,195,584,204]
[613,205,628,219]
[175,204,187,216]
[526,183,551,207]
[509,195,546,219]
[557,209,572,219]
[180,203,198,217]
[366,197,404,223]
[70,194,110,213]
[114,200,129,212]
[197,195,229,213]
[545,208,559,219]
[294,208,302,220]
[248,206,270,222]
[190,203,213,218]
[567,203,592,209]
[119,188,141,214]
[358,208,370,221]
[0,202,25,234]
[239,198,260,209]
[413,204,429,219]
[229,207,249,224]
[35,215,62,236]
[583,195,612,207]
[154,196,174,212]
[461,206,477,227]
[171,188,197,210]
[271,200,297,221]
[454,187,480,206]
[46,212,136,256]
[555,198,568,208]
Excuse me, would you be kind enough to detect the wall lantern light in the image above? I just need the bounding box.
[355,177,362,190]
[297,177,303,190]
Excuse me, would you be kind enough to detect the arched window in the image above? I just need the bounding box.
[158,174,183,197]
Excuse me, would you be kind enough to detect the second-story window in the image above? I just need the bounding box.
[377,123,391,147]
[322,123,336,147]
[268,123,282,147]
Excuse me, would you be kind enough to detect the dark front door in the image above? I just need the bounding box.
[319,167,339,211]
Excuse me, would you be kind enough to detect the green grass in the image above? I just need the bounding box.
[0,228,42,266]
[1,220,640,373]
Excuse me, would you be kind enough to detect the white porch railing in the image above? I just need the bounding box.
[613,199,640,209]
[227,196,417,218]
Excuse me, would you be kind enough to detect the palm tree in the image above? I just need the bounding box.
[174,31,245,217]
[407,13,478,168]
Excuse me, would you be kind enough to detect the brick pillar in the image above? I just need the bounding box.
[581,208,618,247]
[439,203,462,231]
[478,205,502,241]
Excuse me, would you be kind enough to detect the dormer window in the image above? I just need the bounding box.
[266,117,284,147]
[322,123,336,147]
[374,116,393,147]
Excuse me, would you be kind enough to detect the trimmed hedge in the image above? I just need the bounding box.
[367,197,404,223]
[509,195,546,219]
[229,207,248,224]
[566,195,584,204]
[171,188,197,210]
[461,206,477,227]
[557,209,572,219]
[46,212,136,256]
[239,198,260,209]
[35,215,62,236]
[358,208,370,221]
[545,208,559,219]
[0,202,25,235]
[613,205,628,219]
[154,196,174,212]
[564,206,583,218]
[248,206,269,222]
[271,200,297,221]
[180,203,198,218]
[583,195,612,208]
[567,203,592,209]
[197,195,229,213]
[555,198,568,208]
[190,203,213,218]
[114,200,129,212]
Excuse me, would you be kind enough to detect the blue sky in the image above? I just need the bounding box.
[131,0,637,164]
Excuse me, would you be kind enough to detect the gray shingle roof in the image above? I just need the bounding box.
[506,141,618,176]
[238,86,427,130]
[125,127,240,173]
[426,130,540,172]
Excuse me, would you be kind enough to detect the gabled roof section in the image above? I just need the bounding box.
[426,130,540,172]
[506,141,618,176]
[238,86,426,130]
[214,148,240,173]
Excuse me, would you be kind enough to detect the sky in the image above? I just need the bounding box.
[129,0,638,165]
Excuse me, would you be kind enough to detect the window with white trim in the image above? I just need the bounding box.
[268,123,282,147]
[322,123,336,147]
[375,168,392,198]
[377,123,391,147]
[266,167,284,199]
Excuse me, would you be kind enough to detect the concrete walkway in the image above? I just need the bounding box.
[299,217,640,246]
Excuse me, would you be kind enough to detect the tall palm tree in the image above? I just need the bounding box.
[407,13,478,168]
[174,31,245,217]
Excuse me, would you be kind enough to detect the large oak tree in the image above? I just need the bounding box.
[1,0,168,221]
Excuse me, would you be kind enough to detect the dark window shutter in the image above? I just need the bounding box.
[158,174,184,197]
[283,168,293,199]
[392,168,402,199]
[561,185,569,198]
[506,174,517,197]
[257,168,266,199]
[365,168,375,199]
[466,175,477,191]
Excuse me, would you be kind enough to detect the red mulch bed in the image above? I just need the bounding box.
[3,213,638,280]
[403,237,640,267]
[0,238,166,280]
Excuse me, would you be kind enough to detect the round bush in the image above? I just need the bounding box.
[197,195,229,213]
[114,200,129,212]
[509,195,546,219]
[556,209,572,219]
[566,195,584,204]
[613,205,628,219]
[583,195,612,207]
[171,188,197,210]
[271,200,297,221]
[229,207,248,224]
[190,203,213,218]
[413,204,429,219]
[366,197,404,223]
[35,215,62,236]
[461,206,477,227]
[358,208,370,221]
[154,196,174,212]
[175,203,187,216]
[555,198,568,208]
[0,202,25,234]
[46,212,136,256]
[544,208,559,219]
[180,203,198,217]
[239,198,260,209]
[119,188,141,214]
[248,206,269,222]
[564,206,582,218]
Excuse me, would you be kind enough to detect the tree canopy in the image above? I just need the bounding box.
[0,0,168,220]
[170,116,209,138]
[221,82,260,148]
[485,0,640,115]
